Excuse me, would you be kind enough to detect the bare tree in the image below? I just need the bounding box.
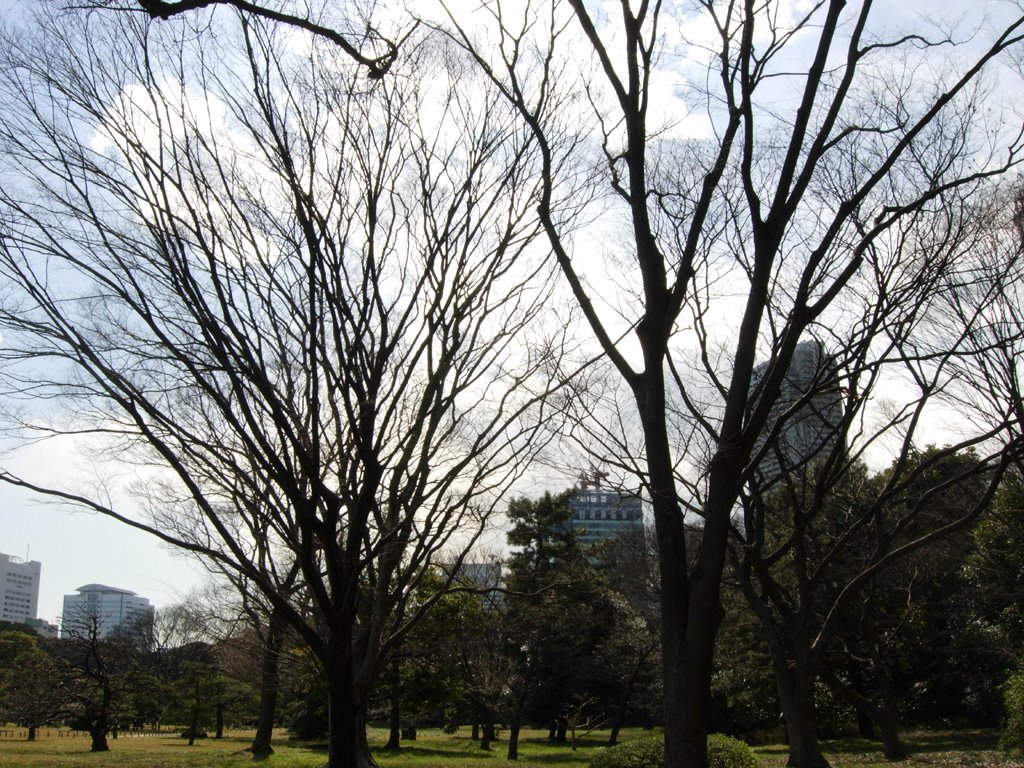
[0,8,566,768]
[436,3,1024,767]
[731,187,1024,767]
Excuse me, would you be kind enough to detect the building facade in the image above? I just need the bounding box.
[568,470,644,547]
[0,553,41,625]
[61,584,154,639]
[751,339,844,487]
[24,617,59,639]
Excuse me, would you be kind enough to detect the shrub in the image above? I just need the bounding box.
[591,733,759,768]
[708,733,761,768]
[1002,669,1024,752]
[591,735,662,768]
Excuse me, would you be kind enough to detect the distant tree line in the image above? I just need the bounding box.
[1,468,1023,759]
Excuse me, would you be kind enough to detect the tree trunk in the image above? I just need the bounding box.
[654,456,725,768]
[607,674,636,747]
[847,665,875,739]
[250,608,287,757]
[480,715,496,751]
[27,725,36,741]
[771,645,830,768]
[215,703,225,739]
[741,566,829,768]
[188,681,200,746]
[507,697,526,760]
[874,677,907,761]
[875,716,907,761]
[607,721,621,747]
[325,649,376,768]
[386,658,400,751]
[90,714,110,752]
[855,708,875,740]
[554,717,567,743]
[640,337,738,768]
[471,721,479,741]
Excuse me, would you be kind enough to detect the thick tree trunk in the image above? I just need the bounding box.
[876,671,909,761]
[89,715,109,752]
[250,609,287,757]
[662,600,721,768]
[215,703,224,739]
[875,716,907,761]
[652,439,725,768]
[874,678,907,761]
[325,648,376,768]
[27,726,36,741]
[471,721,479,741]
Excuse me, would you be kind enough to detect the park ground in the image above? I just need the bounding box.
[0,727,1021,768]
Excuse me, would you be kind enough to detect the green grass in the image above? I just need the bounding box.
[0,729,320,767]
[0,727,1020,768]
[752,730,1023,768]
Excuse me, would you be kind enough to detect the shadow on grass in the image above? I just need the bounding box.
[377,746,502,761]
[368,735,614,767]
[811,729,1002,757]
[902,729,1001,751]
[756,729,1007,763]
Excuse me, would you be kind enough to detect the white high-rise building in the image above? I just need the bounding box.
[751,339,844,487]
[0,553,41,625]
[61,584,154,639]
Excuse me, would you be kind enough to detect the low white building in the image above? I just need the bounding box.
[61,584,154,639]
[0,552,41,625]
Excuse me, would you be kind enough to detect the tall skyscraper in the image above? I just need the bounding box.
[568,468,644,547]
[61,584,154,639]
[0,552,41,625]
[751,339,844,487]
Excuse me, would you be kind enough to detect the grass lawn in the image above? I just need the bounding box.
[0,726,1020,768]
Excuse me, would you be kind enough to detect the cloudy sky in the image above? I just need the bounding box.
[1,0,1019,626]
[1,451,209,625]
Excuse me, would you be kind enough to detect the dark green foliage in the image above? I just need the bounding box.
[967,472,1024,657]
[285,655,329,740]
[505,489,580,580]
[1002,667,1024,751]
[0,648,71,738]
[711,589,779,739]
[590,733,760,768]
